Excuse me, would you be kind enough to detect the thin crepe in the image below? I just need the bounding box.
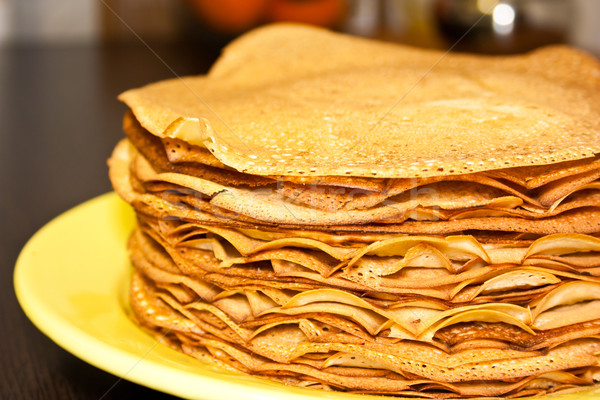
[120,24,600,178]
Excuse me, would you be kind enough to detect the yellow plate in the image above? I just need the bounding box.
[13,193,600,400]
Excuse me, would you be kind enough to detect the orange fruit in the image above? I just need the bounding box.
[187,0,269,33]
[265,0,346,28]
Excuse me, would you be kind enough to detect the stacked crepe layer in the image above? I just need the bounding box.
[111,110,600,397]
[115,114,600,236]
[108,24,600,398]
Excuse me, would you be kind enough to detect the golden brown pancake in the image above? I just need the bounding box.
[109,24,600,397]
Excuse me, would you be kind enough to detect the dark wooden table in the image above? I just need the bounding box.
[1,42,219,399]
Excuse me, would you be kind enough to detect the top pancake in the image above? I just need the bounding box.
[119,24,600,179]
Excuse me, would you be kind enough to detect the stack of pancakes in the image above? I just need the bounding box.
[109,25,600,397]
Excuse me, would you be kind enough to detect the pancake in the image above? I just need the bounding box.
[119,25,600,178]
[109,24,600,397]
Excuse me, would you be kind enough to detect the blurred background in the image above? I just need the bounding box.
[2,1,600,399]
[0,0,598,54]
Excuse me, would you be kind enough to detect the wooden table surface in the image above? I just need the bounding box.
[1,42,218,399]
